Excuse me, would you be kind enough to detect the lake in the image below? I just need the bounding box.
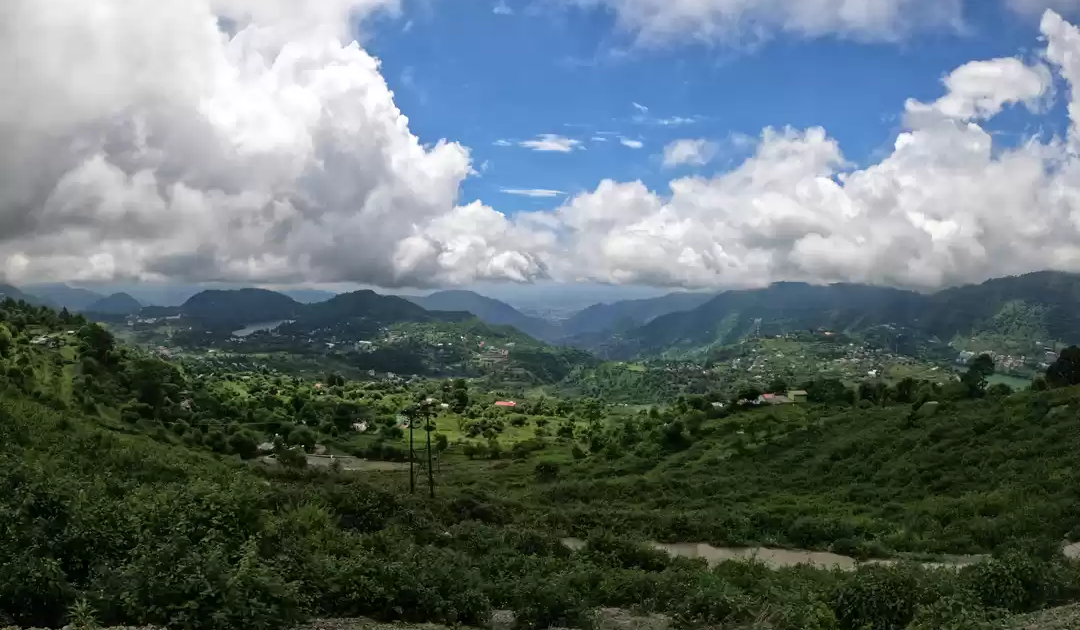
[231,320,293,338]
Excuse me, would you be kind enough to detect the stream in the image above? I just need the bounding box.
[561,538,991,571]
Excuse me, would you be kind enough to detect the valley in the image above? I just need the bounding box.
[5,273,1080,630]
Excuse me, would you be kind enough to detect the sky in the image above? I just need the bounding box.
[6,0,1080,297]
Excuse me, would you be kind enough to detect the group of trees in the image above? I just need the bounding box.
[10,298,1080,629]
[8,388,1080,630]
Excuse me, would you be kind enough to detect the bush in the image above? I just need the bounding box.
[275,446,308,469]
[960,552,1074,613]
[831,565,925,630]
[534,461,560,483]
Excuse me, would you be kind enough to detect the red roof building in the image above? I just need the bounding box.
[494,401,517,407]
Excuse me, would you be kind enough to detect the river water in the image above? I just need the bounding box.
[561,538,988,571]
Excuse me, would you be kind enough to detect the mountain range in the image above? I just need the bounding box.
[404,290,561,341]
[85,292,143,315]
[10,271,1080,359]
[406,289,714,343]
[144,287,471,332]
[0,284,55,308]
[23,283,104,311]
[589,271,1080,359]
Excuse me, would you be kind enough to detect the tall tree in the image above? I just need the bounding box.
[1046,346,1080,388]
[962,353,995,397]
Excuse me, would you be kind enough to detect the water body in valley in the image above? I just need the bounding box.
[231,320,294,337]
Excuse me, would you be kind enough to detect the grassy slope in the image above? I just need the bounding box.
[416,387,1080,557]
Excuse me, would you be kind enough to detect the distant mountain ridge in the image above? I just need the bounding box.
[138,287,471,333]
[561,291,716,337]
[23,283,105,311]
[594,271,1080,359]
[403,289,715,344]
[85,293,142,315]
[0,284,57,308]
[405,290,561,341]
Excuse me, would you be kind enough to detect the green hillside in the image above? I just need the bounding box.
[405,290,561,342]
[8,297,1080,630]
[435,385,1080,556]
[599,272,1080,359]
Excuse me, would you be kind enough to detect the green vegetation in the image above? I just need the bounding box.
[8,297,1080,630]
[591,272,1080,363]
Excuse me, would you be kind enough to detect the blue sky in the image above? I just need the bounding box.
[366,0,1072,214]
[12,0,1080,302]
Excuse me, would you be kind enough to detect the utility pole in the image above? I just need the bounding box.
[408,408,415,495]
[425,412,435,498]
[406,398,437,497]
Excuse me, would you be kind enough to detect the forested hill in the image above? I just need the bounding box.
[0,283,57,308]
[85,292,142,315]
[918,271,1080,345]
[561,291,716,338]
[305,289,467,326]
[139,287,471,330]
[405,290,561,342]
[23,283,105,311]
[590,283,924,358]
[593,272,1080,358]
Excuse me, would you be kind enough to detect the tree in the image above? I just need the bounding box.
[77,323,115,364]
[962,354,995,397]
[987,382,1014,399]
[766,377,788,394]
[534,461,560,482]
[451,378,469,413]
[736,386,763,403]
[463,441,487,460]
[1046,346,1080,388]
[228,430,259,460]
[487,438,503,460]
[0,323,11,358]
[287,426,317,452]
[275,445,308,469]
[894,377,918,404]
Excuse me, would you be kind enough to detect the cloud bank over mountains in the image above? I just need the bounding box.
[6,1,1080,290]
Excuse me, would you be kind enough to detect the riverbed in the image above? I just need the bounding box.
[561,538,988,571]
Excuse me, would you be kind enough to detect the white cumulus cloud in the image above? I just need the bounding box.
[511,11,1080,290]
[1005,0,1080,16]
[663,139,718,167]
[501,188,566,198]
[12,2,1080,294]
[519,134,583,152]
[0,0,548,288]
[620,137,645,149]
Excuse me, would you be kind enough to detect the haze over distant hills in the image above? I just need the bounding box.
[404,290,562,341]
[10,272,1080,361]
[0,284,54,308]
[85,293,143,316]
[588,271,1080,359]
[23,284,105,311]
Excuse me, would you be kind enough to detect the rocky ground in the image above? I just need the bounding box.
[1001,604,1080,629]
